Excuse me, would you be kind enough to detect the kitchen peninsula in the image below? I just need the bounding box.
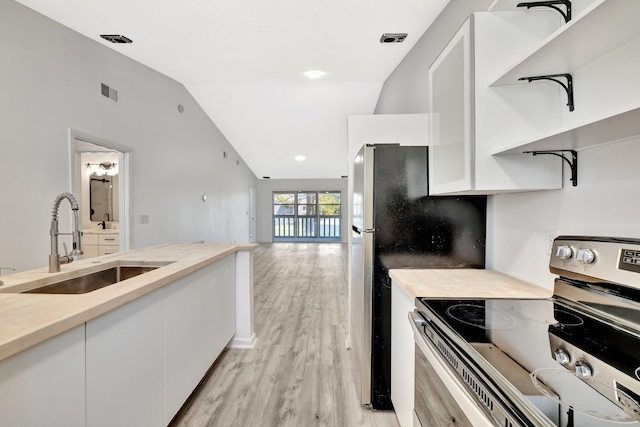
[0,243,257,427]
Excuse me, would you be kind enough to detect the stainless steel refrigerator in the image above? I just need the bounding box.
[349,144,486,409]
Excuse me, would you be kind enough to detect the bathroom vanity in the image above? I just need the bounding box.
[82,229,120,258]
[0,243,256,427]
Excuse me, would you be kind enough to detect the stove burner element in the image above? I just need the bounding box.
[531,368,640,423]
[446,304,516,330]
[519,305,584,327]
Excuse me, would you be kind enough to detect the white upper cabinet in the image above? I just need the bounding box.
[429,14,561,195]
[429,0,640,194]
[486,0,640,155]
[429,18,474,194]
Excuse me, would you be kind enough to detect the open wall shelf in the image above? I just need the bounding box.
[490,0,640,86]
[492,100,640,154]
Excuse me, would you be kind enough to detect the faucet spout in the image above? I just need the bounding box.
[49,192,84,273]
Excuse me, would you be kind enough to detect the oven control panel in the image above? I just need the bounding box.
[620,249,640,273]
[549,332,640,418]
[550,236,640,290]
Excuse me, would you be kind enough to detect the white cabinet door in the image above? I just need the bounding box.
[391,282,416,427]
[204,254,236,365]
[429,18,473,195]
[86,290,165,427]
[428,14,562,195]
[164,269,207,423]
[0,325,85,427]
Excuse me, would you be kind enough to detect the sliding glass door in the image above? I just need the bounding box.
[273,191,341,242]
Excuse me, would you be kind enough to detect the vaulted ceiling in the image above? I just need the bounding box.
[16,0,450,179]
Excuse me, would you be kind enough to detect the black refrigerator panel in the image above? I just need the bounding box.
[372,145,486,266]
[369,145,487,409]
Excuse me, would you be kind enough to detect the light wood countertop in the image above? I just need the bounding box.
[82,229,119,234]
[389,269,552,301]
[0,243,257,362]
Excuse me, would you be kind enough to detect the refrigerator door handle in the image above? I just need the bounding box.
[352,226,376,234]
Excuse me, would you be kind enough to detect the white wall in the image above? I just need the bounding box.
[0,1,257,272]
[256,178,348,243]
[375,0,640,290]
[490,138,640,289]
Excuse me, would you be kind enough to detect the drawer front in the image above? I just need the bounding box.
[83,234,99,245]
[99,245,119,256]
[99,234,120,245]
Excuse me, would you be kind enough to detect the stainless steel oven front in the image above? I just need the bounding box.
[411,310,475,427]
[410,236,640,427]
[409,310,547,427]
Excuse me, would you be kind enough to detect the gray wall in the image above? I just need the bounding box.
[375,0,640,289]
[256,178,348,243]
[0,1,257,272]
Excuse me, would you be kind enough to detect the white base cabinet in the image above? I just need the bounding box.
[164,270,207,422]
[86,289,165,427]
[164,255,236,422]
[0,325,86,427]
[205,254,236,365]
[390,282,416,427]
[85,253,237,427]
[0,251,243,427]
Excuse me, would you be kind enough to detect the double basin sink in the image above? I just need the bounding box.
[3,261,175,295]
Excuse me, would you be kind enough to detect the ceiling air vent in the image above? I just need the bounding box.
[380,33,407,43]
[101,83,118,102]
[100,34,133,44]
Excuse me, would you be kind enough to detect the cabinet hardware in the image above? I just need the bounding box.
[518,73,574,112]
[523,150,578,186]
[517,0,572,23]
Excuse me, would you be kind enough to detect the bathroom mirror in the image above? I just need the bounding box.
[89,173,119,222]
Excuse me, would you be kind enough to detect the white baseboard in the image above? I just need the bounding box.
[230,333,257,349]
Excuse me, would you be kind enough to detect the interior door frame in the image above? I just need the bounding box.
[68,129,133,252]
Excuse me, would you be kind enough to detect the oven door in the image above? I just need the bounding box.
[409,311,493,427]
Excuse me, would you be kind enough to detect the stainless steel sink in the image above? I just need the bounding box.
[22,265,159,294]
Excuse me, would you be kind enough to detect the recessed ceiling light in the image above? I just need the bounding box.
[294,155,306,161]
[303,70,325,80]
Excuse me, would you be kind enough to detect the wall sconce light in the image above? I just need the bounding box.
[85,162,119,176]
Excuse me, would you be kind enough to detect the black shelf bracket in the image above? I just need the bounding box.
[523,150,578,186]
[519,73,574,112]
[517,0,572,23]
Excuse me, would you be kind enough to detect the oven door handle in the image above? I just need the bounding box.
[409,311,435,358]
[409,310,427,328]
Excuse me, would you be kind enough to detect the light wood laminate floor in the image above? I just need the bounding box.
[170,243,400,427]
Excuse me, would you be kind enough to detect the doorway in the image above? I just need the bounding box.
[69,130,131,253]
